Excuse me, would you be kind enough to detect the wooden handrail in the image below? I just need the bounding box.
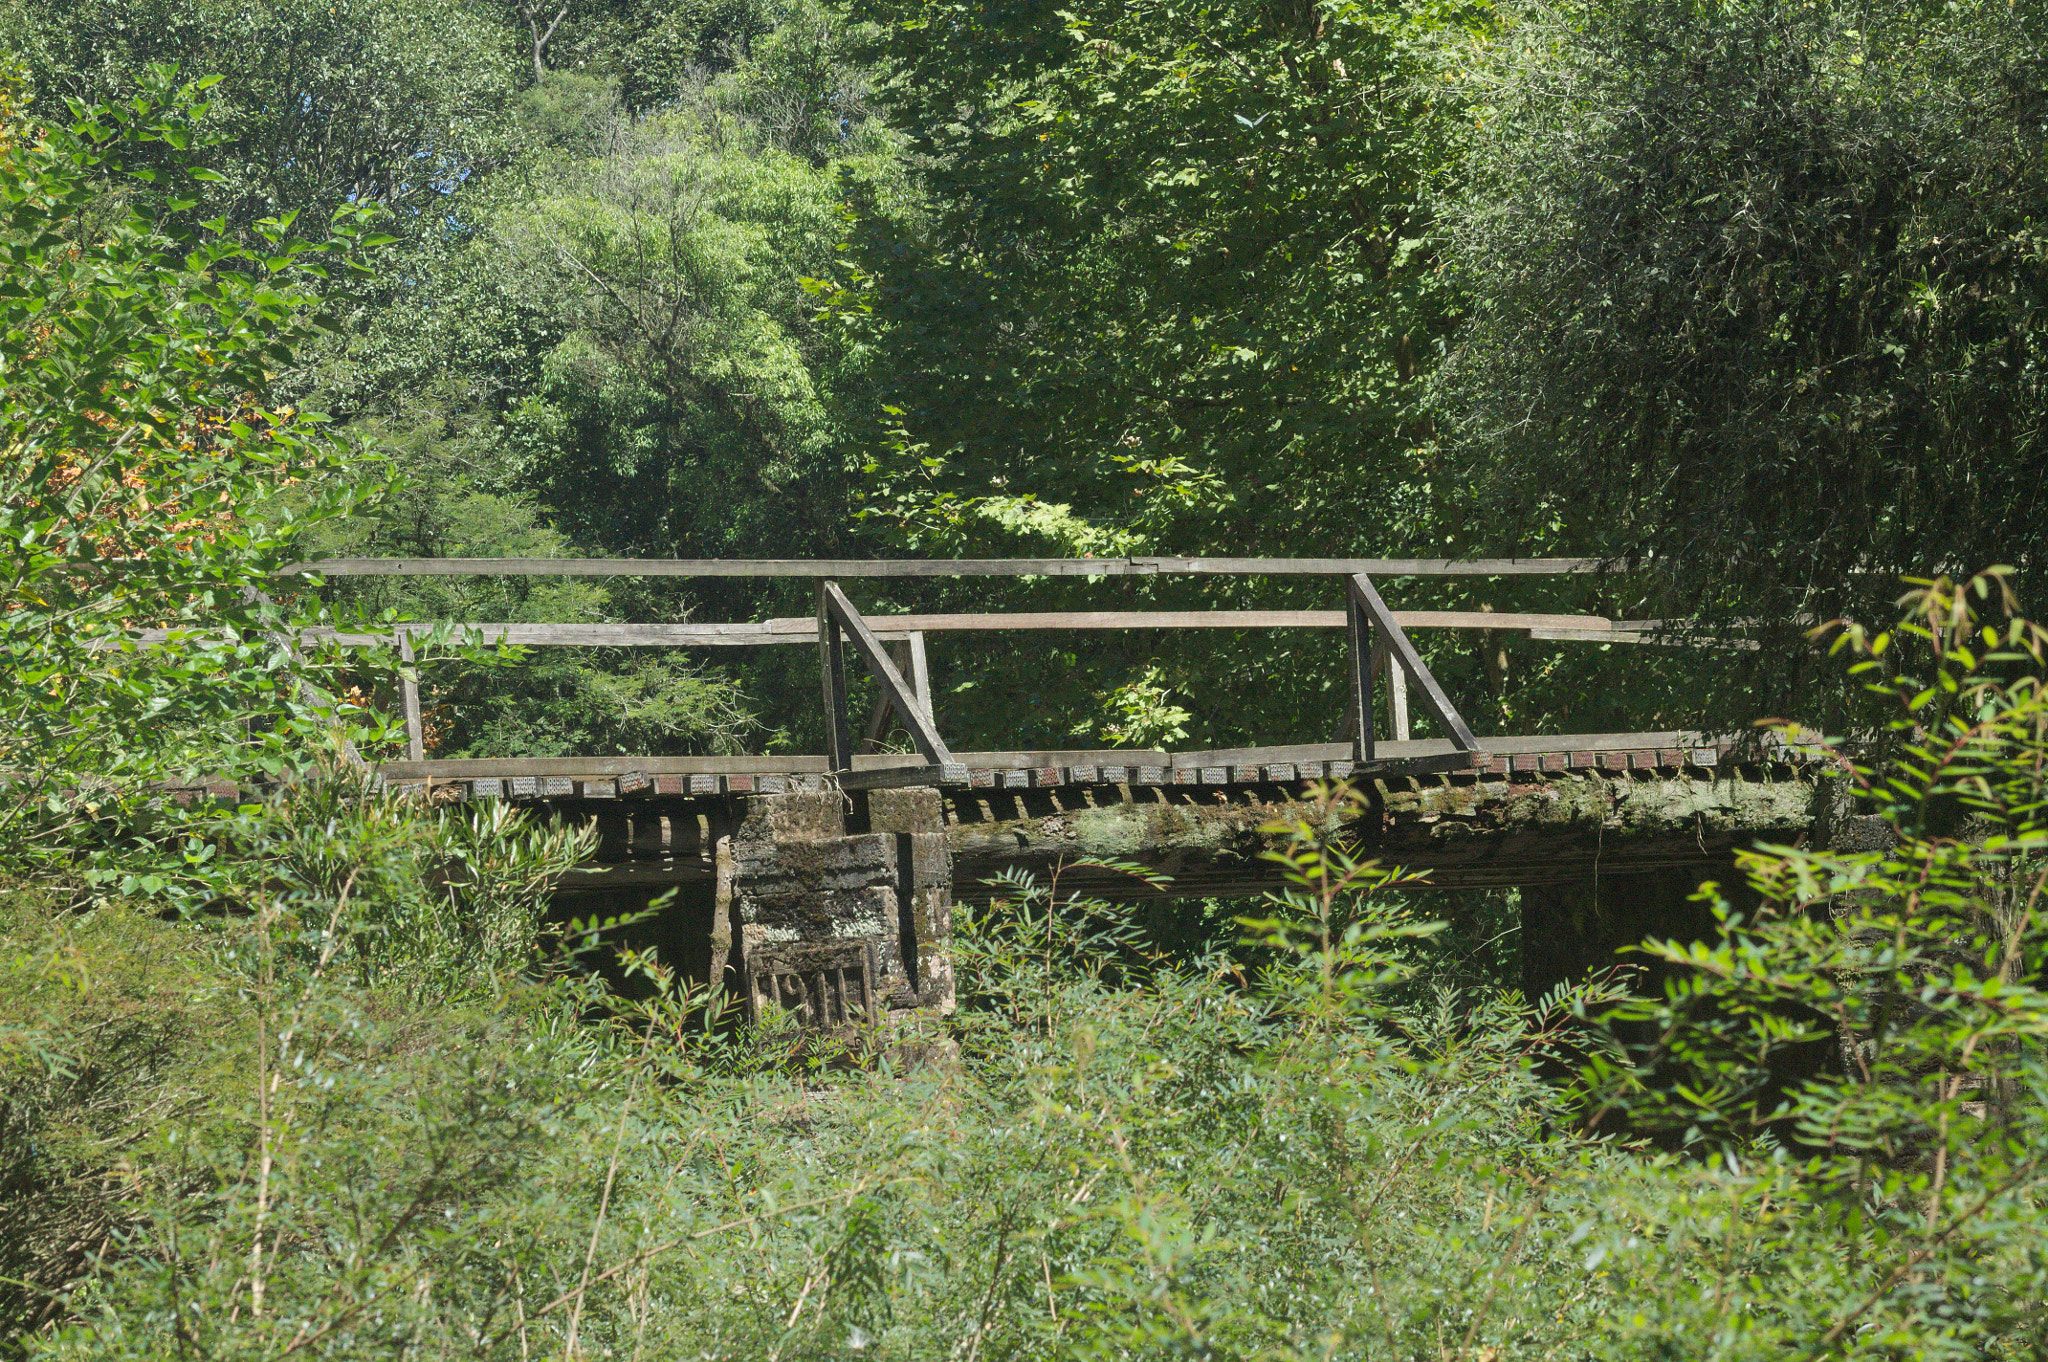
[280,555,1600,579]
[107,610,1609,649]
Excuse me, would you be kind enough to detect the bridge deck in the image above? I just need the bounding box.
[357,732,1832,899]
[376,732,1785,802]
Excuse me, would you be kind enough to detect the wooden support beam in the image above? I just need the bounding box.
[825,609,1607,634]
[282,555,1602,580]
[1348,574,1481,755]
[820,584,963,782]
[373,733,1725,781]
[128,611,1611,652]
[860,682,895,753]
[860,639,905,752]
[858,634,936,753]
[837,762,968,791]
[906,631,932,713]
[1529,627,1762,651]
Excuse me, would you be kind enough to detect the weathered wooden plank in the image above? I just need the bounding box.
[398,611,1610,645]
[784,610,1609,634]
[283,556,1603,579]
[1348,590,1376,761]
[1129,557,1601,577]
[906,632,932,711]
[289,557,1126,578]
[819,585,853,775]
[373,733,1733,784]
[420,621,801,645]
[1344,751,1486,777]
[954,749,1171,767]
[373,749,1170,780]
[141,611,1612,654]
[1383,640,1411,742]
[1529,627,1761,651]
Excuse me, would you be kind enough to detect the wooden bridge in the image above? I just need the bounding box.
[279,556,1840,1026]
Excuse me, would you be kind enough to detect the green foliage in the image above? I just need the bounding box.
[5,776,1606,1359]
[0,0,525,241]
[11,10,2048,1351]
[849,0,1479,560]
[13,582,2048,1357]
[1552,572,2048,1353]
[815,0,1511,749]
[0,774,589,1349]
[0,65,391,864]
[1443,0,2048,727]
[299,10,912,754]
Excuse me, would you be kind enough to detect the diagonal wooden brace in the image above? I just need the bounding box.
[861,633,932,753]
[819,582,965,785]
[1347,572,1482,761]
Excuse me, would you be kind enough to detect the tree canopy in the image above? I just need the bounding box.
[7,0,2047,745]
[1442,0,2048,724]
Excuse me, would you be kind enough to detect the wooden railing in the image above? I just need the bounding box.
[227,555,1710,785]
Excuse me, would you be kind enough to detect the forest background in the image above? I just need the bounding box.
[13,0,2043,757]
[7,0,2048,1357]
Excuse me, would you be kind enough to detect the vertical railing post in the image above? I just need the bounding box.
[860,643,900,753]
[397,629,425,762]
[1348,585,1376,763]
[905,630,931,717]
[818,579,852,773]
[1384,642,1411,742]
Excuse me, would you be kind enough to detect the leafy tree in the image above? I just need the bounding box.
[0,64,386,865]
[849,0,1479,561]
[810,0,1541,750]
[1553,571,2048,1351]
[0,0,524,242]
[499,0,778,108]
[1442,0,2048,729]
[305,18,913,755]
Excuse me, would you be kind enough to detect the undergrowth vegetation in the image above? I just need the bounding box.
[4,574,2048,1358]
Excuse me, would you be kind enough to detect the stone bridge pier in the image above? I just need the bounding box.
[716,788,955,1026]
[542,786,956,1027]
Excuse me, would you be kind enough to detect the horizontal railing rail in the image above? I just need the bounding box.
[279,555,1602,578]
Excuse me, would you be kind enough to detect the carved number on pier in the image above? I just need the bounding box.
[743,939,881,1027]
